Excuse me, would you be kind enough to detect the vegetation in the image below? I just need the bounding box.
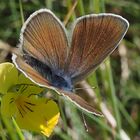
[0,0,140,139]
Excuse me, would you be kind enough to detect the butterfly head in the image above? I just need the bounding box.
[51,74,73,92]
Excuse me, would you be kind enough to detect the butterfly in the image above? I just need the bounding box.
[12,9,129,116]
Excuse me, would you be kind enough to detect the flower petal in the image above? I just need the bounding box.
[15,95,60,137]
[1,92,18,117]
[0,63,18,94]
[17,73,45,95]
[18,73,35,85]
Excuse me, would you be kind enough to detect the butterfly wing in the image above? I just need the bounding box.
[57,89,103,116]
[66,14,129,83]
[12,11,129,116]
[12,54,51,87]
[13,9,69,89]
[19,9,68,72]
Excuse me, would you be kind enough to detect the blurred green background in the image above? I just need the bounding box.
[0,0,140,140]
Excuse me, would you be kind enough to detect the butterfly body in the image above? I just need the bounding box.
[23,54,73,92]
[13,9,129,115]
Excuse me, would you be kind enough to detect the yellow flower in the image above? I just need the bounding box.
[0,62,18,94]
[0,62,60,137]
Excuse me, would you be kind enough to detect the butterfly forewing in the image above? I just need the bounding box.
[66,14,129,83]
[21,9,69,71]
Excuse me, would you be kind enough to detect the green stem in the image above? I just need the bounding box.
[12,118,24,140]
[77,0,85,15]
[117,99,137,130]
[58,98,68,131]
[0,120,7,140]
[1,115,18,140]
[45,0,52,9]
[19,0,24,25]
[9,0,19,35]
[105,59,122,138]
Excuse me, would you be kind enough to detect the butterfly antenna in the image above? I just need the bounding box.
[81,112,88,132]
[75,86,97,91]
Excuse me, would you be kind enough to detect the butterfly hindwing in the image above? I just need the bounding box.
[58,89,103,116]
[12,54,53,88]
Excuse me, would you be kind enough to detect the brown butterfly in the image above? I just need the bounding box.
[12,9,129,116]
